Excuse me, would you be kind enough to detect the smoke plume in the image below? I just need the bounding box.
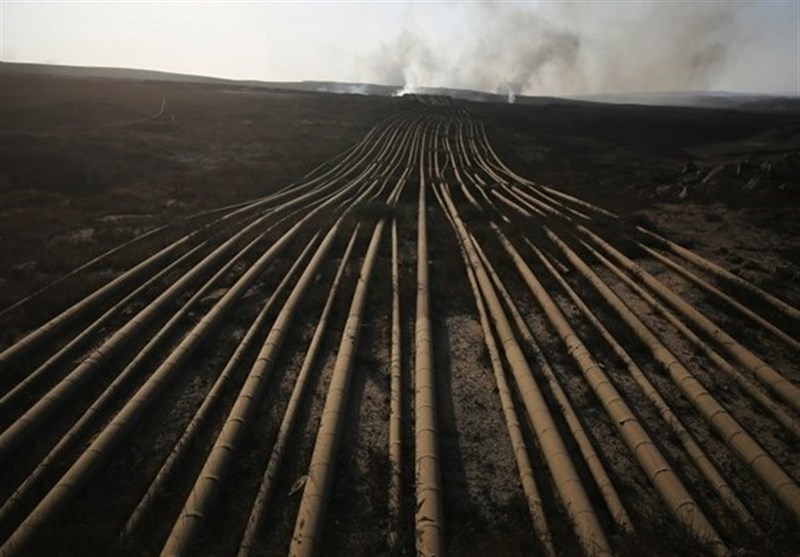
[368,2,753,97]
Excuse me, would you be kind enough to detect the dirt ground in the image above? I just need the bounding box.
[0,73,398,318]
[0,68,798,557]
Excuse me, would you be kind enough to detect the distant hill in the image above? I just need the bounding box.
[0,62,569,106]
[2,61,796,112]
[0,61,232,85]
[568,91,799,113]
[0,61,347,93]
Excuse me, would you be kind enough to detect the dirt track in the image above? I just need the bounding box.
[0,96,798,557]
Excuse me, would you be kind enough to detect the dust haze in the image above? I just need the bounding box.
[369,2,770,97]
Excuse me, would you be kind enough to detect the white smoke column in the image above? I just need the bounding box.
[506,80,516,103]
[370,30,436,96]
[394,62,423,96]
[365,2,770,97]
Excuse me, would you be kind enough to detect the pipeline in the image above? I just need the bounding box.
[413,161,445,557]
[638,243,799,352]
[0,199,326,556]
[636,226,800,324]
[495,225,726,555]
[119,233,320,540]
[580,226,799,413]
[0,208,282,462]
[458,235,558,557]
[288,218,388,557]
[437,185,611,557]
[530,242,760,535]
[581,240,799,437]
[236,227,359,557]
[471,236,635,535]
[387,219,404,550]
[547,228,800,521]
[160,218,344,556]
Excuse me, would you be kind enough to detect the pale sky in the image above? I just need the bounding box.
[1,1,798,96]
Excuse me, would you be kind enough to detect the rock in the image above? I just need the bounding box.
[289,475,307,497]
[655,184,674,196]
[200,288,228,305]
[10,261,39,274]
[49,228,96,246]
[702,164,727,184]
[743,176,760,192]
[736,160,754,176]
[680,161,698,174]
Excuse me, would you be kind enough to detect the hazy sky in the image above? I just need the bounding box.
[1,1,798,96]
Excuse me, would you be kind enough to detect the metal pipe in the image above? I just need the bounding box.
[548,228,800,521]
[495,226,726,555]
